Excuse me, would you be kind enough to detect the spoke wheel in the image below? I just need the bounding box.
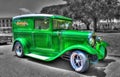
[70,51,89,73]
[14,42,24,57]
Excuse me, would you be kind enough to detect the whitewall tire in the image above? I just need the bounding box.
[70,50,90,73]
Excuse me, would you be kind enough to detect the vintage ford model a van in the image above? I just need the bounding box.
[12,14,108,73]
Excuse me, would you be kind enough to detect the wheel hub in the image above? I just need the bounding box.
[75,59,81,63]
[74,55,82,67]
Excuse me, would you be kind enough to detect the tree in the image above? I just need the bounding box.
[41,0,120,31]
[64,0,119,31]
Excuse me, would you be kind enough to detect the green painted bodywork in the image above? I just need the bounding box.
[12,14,108,61]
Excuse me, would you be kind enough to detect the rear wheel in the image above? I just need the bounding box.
[14,42,24,57]
[70,50,90,73]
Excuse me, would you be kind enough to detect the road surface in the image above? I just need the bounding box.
[0,44,119,77]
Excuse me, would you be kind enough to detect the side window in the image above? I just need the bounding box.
[53,19,72,30]
[35,18,49,30]
[53,19,59,29]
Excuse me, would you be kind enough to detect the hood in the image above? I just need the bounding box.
[61,30,92,39]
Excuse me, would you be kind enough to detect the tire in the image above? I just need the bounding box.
[14,42,24,58]
[70,50,90,73]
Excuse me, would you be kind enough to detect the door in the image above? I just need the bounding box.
[32,18,53,56]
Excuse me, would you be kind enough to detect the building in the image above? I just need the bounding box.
[0,17,12,27]
[0,17,12,44]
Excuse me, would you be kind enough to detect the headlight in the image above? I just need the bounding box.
[96,36,102,42]
[88,32,96,46]
[89,37,95,46]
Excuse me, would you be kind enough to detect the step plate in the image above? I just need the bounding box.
[26,54,49,60]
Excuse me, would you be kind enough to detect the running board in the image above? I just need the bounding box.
[25,54,50,60]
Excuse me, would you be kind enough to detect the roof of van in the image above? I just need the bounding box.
[13,14,72,20]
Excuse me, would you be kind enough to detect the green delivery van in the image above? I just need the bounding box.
[12,14,108,73]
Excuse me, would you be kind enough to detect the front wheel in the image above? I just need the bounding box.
[14,42,24,58]
[70,50,90,73]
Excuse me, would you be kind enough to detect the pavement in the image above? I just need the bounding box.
[0,45,119,77]
[0,45,91,77]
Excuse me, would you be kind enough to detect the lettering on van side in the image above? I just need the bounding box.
[16,21,28,26]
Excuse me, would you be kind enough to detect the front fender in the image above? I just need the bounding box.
[96,41,109,51]
[47,44,98,61]
[63,44,98,55]
[101,41,109,47]
[96,41,109,60]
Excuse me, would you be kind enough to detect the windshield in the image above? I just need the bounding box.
[53,19,73,30]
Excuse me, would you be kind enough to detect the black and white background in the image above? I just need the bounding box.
[0,0,120,77]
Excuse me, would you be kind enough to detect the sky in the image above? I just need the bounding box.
[0,0,66,17]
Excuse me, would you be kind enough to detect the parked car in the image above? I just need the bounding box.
[12,14,108,73]
[0,27,12,44]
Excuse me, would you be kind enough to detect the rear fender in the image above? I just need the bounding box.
[12,38,29,54]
